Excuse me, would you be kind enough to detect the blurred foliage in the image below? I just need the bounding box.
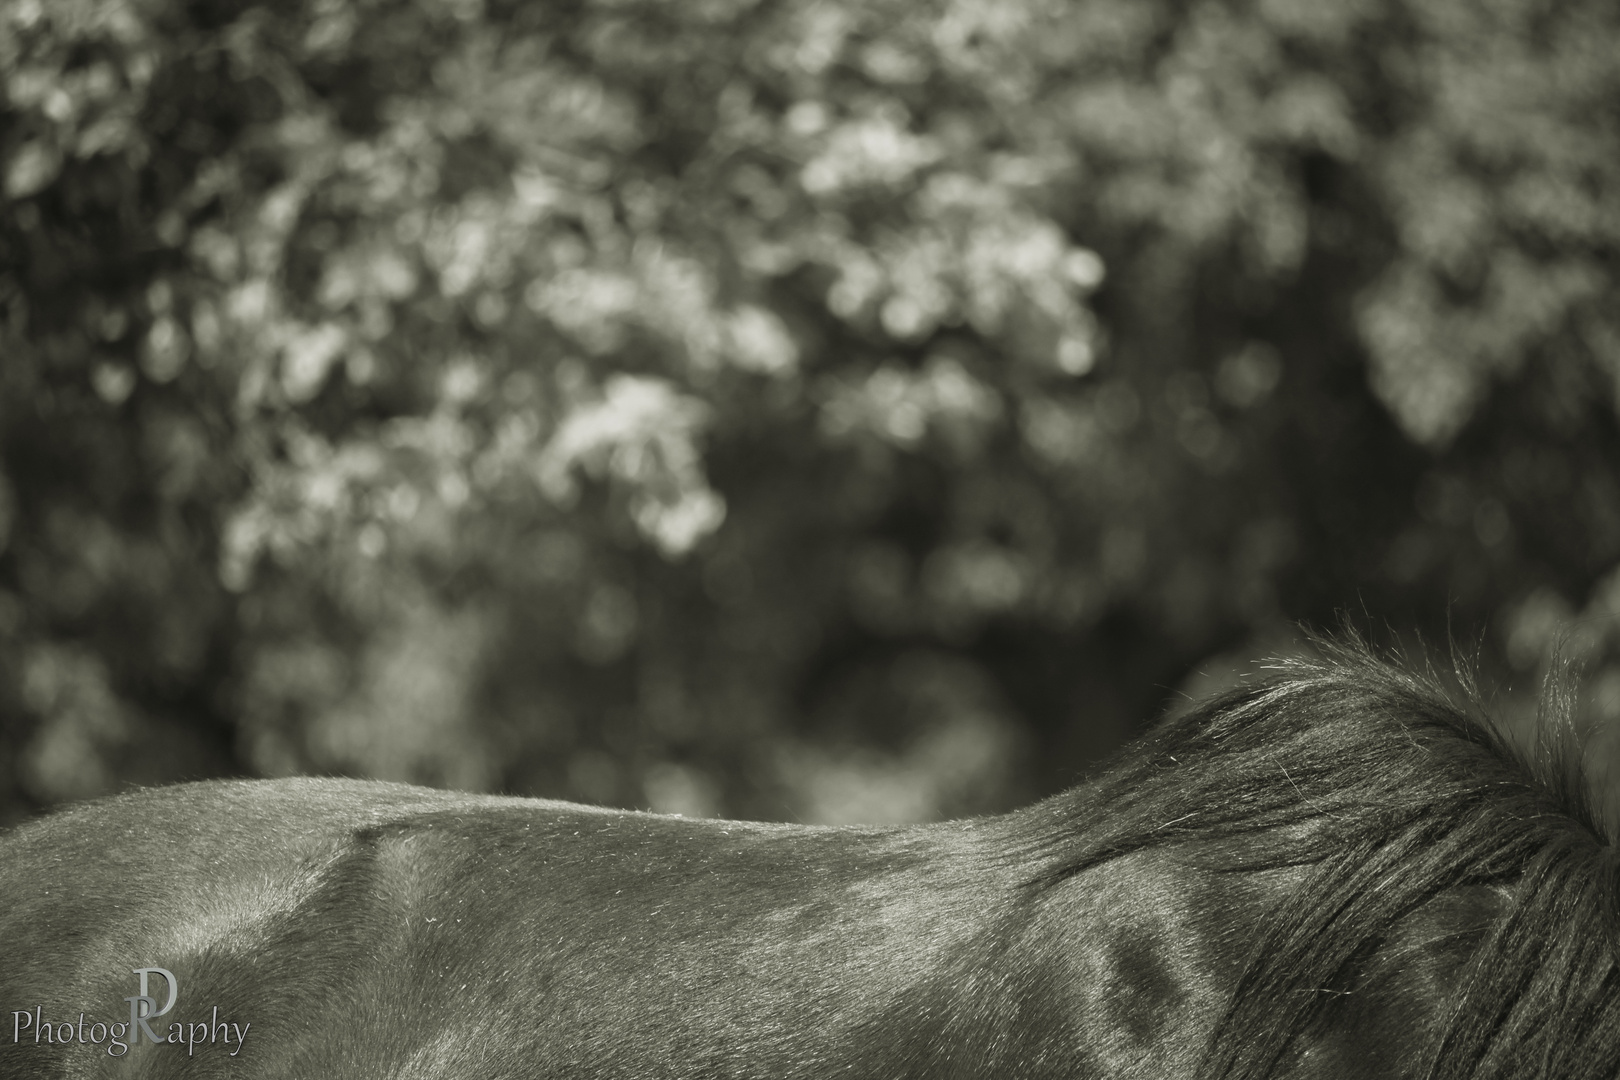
[2,0,1618,825]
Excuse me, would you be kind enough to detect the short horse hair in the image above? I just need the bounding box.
[2,636,1613,1079]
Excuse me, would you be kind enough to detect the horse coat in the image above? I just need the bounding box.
[2,648,1616,1078]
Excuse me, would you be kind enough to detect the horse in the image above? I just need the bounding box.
[1,643,1615,1078]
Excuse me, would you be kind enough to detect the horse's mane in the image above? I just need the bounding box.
[1029,636,1620,1079]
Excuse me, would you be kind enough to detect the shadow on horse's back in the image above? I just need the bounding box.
[1,642,1615,1078]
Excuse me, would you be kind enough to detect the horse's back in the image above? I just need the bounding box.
[0,777,1012,1079]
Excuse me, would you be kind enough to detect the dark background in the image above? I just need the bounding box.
[2,0,1618,826]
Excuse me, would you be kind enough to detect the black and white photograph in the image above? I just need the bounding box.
[1,0,1618,1074]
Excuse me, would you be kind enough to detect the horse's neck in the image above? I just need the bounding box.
[997,847,1298,1077]
[1014,843,1506,1079]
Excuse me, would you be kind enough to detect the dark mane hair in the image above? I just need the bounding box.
[1028,637,1620,1080]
